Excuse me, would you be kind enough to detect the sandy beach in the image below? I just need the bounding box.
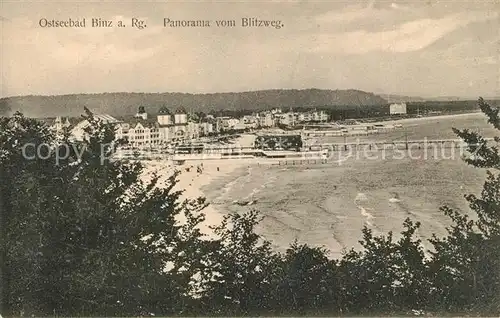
[140,158,252,239]
[373,111,483,126]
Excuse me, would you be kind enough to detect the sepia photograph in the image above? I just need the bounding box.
[1,0,500,316]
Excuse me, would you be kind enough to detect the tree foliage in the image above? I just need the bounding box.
[0,111,210,316]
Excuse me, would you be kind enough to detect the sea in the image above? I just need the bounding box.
[201,113,494,258]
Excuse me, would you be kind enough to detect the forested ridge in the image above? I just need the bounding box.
[0,89,387,118]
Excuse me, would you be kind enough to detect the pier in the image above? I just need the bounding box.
[305,138,494,152]
[115,138,493,163]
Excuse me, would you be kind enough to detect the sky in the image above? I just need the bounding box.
[1,0,499,98]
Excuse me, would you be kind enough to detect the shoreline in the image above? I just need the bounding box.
[140,159,253,239]
[373,111,482,126]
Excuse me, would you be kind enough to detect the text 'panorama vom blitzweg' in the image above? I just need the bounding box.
[163,18,284,29]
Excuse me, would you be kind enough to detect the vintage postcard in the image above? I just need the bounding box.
[1,0,499,316]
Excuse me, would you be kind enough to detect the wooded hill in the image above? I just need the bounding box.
[0,89,388,118]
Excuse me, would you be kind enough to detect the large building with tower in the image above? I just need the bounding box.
[66,106,210,148]
[114,106,208,148]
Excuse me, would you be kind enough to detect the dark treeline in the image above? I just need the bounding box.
[406,100,487,113]
[1,100,500,316]
[205,100,489,122]
[322,100,483,121]
[207,109,256,118]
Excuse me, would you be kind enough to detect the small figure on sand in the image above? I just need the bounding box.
[217,167,220,172]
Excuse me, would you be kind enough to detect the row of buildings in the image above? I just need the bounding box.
[215,108,329,131]
[60,107,213,148]
[52,107,332,148]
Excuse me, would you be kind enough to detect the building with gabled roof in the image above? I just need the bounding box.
[115,116,161,148]
[158,106,171,114]
[175,106,187,114]
[92,114,122,124]
[173,107,188,125]
[70,113,122,141]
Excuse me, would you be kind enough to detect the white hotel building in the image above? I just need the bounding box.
[115,106,206,148]
[69,106,211,148]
